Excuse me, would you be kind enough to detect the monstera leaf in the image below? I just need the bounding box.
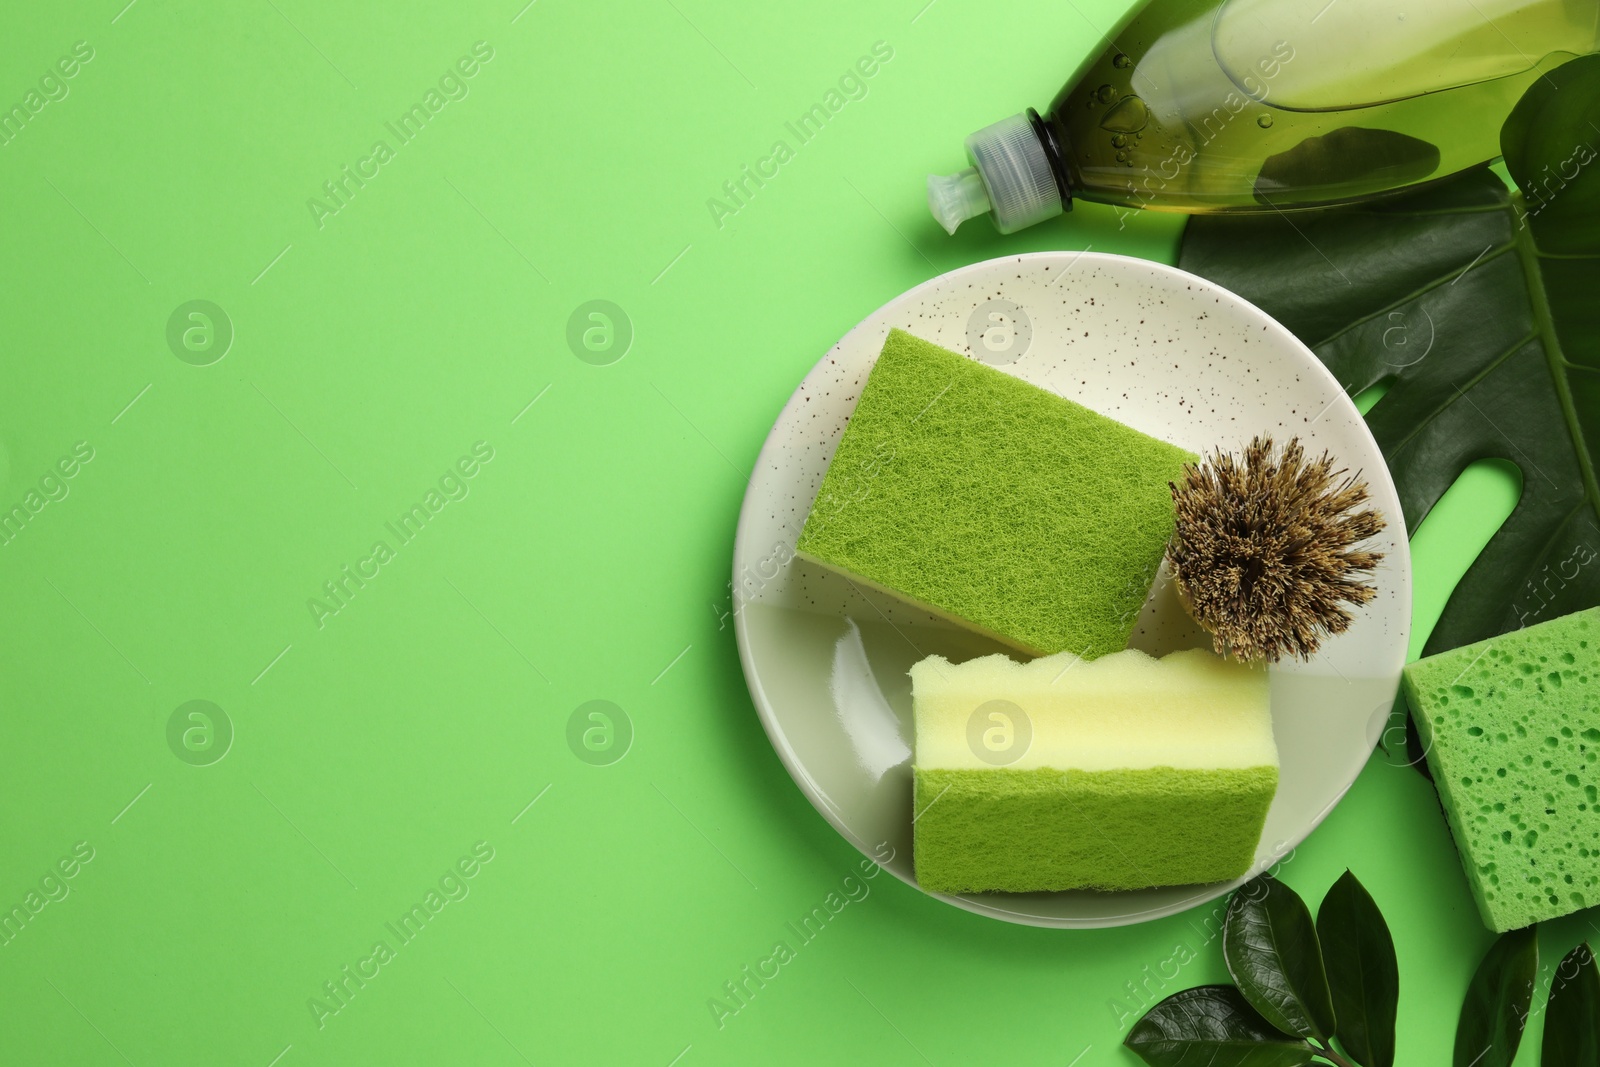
[1179,55,1600,658]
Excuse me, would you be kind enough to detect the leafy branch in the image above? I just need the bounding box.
[1121,872,1598,1066]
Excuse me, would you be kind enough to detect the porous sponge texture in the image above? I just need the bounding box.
[795,329,1196,657]
[911,647,1277,893]
[914,767,1278,893]
[1405,606,1600,932]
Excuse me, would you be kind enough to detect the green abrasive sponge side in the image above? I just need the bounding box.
[911,647,1276,893]
[914,767,1279,893]
[795,329,1196,657]
[1405,606,1600,932]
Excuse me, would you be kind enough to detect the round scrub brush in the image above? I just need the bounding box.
[1167,435,1386,663]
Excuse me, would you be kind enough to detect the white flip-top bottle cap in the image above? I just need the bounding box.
[927,112,1064,235]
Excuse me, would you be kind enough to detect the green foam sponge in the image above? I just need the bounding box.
[795,329,1196,657]
[911,647,1276,893]
[1404,606,1600,932]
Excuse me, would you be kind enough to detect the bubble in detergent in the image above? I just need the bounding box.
[1116,149,1130,161]
[1096,83,1119,104]
[1111,134,1127,148]
[1257,114,1274,128]
[1113,53,1132,69]
[1099,94,1149,133]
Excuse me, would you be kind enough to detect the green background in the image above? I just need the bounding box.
[0,0,1578,1063]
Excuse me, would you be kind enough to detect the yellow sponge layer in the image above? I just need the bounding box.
[912,648,1277,772]
[912,648,1277,893]
[795,329,1195,656]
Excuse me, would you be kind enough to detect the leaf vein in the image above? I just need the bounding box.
[1385,331,1539,458]
[1311,242,1516,350]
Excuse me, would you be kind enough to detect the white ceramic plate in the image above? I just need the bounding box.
[732,251,1411,929]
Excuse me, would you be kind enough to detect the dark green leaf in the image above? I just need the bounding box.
[1454,926,1537,1067]
[1501,54,1600,252]
[1177,54,1600,665]
[1223,874,1337,1042]
[1316,870,1398,1067]
[1124,985,1318,1067]
[1544,942,1600,1067]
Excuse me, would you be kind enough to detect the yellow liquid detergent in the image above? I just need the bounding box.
[929,0,1600,233]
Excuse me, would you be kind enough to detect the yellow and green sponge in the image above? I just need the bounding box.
[1404,606,1600,931]
[796,329,1195,657]
[912,647,1277,893]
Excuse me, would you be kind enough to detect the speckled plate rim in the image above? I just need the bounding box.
[733,250,1411,929]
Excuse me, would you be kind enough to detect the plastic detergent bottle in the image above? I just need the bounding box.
[928,0,1600,234]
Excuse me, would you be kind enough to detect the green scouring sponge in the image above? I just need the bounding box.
[912,647,1276,893]
[795,328,1196,657]
[1404,606,1600,932]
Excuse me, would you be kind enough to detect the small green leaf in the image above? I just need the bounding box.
[1543,942,1600,1067]
[1223,874,1337,1042]
[1454,926,1537,1067]
[1316,870,1398,1067]
[1124,985,1318,1067]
